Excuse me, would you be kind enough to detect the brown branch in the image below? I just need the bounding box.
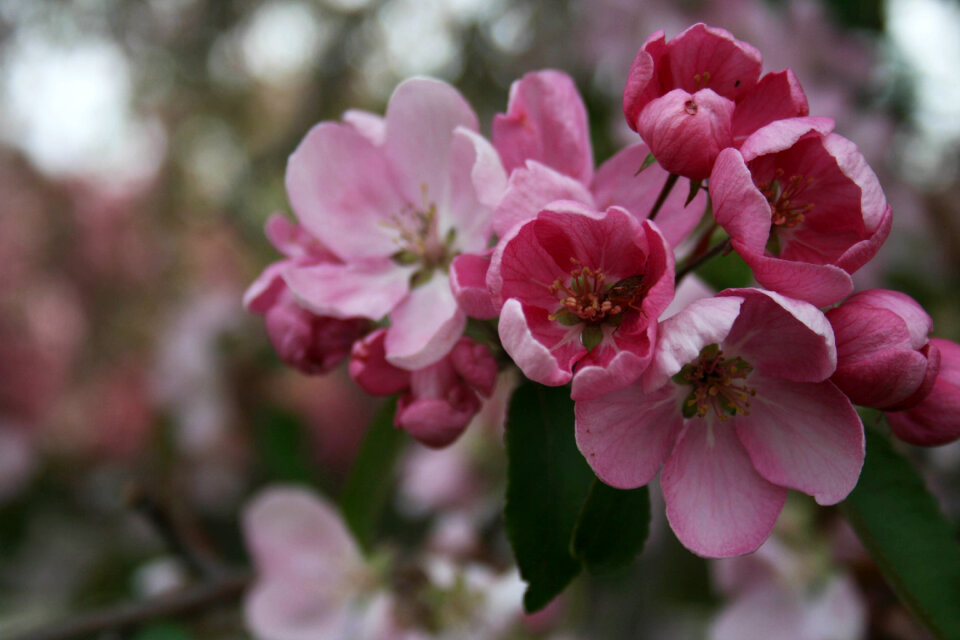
[4,571,252,640]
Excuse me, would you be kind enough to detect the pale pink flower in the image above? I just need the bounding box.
[623,23,809,179]
[576,288,864,557]
[243,486,380,640]
[827,289,939,410]
[710,118,892,307]
[350,329,497,447]
[488,202,674,400]
[710,536,866,640]
[886,338,960,446]
[245,214,369,375]
[280,78,506,370]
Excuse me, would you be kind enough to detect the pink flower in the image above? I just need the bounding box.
[489,70,706,246]
[827,289,940,410]
[245,214,369,375]
[488,202,674,400]
[350,330,498,447]
[710,118,892,307]
[280,78,506,370]
[575,289,864,557]
[623,24,809,179]
[242,486,380,640]
[886,338,960,446]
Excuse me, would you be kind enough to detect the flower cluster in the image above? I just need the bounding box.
[247,23,960,560]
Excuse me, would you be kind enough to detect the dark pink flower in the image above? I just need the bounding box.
[886,338,960,446]
[827,289,939,410]
[491,70,706,246]
[488,202,674,401]
[281,78,506,370]
[575,289,863,557]
[350,329,497,448]
[244,214,368,375]
[710,119,892,307]
[623,24,809,180]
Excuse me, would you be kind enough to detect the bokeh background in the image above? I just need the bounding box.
[1,0,959,638]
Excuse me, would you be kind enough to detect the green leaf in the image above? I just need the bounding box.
[340,397,404,551]
[252,406,315,485]
[132,623,194,640]
[504,382,595,612]
[571,479,650,574]
[695,246,752,290]
[840,426,960,640]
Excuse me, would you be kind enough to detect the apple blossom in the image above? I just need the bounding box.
[575,288,864,557]
[827,289,940,410]
[280,77,506,370]
[487,202,674,400]
[710,118,892,307]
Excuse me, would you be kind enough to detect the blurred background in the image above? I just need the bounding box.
[0,0,959,638]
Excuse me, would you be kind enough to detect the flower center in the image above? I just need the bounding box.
[758,168,815,229]
[547,260,646,351]
[674,344,755,420]
[387,185,456,285]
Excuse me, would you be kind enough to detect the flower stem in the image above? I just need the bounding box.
[648,173,680,221]
[675,238,731,284]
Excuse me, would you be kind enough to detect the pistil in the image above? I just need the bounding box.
[675,344,755,420]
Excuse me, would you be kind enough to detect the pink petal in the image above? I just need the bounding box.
[245,577,354,640]
[665,23,762,102]
[286,122,406,261]
[244,261,290,313]
[444,127,505,253]
[662,421,786,557]
[661,274,715,321]
[803,575,868,640]
[343,109,386,146]
[637,88,735,180]
[738,116,835,161]
[575,382,683,488]
[823,133,887,233]
[720,288,836,383]
[731,69,809,144]
[492,161,594,238]
[710,148,772,255]
[735,378,864,505]
[740,248,854,308]
[449,338,498,396]
[709,584,807,640]
[887,338,960,446]
[349,329,411,396]
[498,298,580,387]
[835,204,893,275]
[243,486,360,580]
[571,328,654,401]
[592,143,706,246]
[645,296,744,391]
[384,77,479,213]
[493,70,593,184]
[385,272,466,370]
[623,31,667,129]
[449,251,498,319]
[283,261,413,320]
[264,213,332,260]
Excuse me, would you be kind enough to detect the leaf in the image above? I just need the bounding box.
[340,397,404,551]
[252,406,315,485]
[695,246,752,290]
[572,479,650,574]
[504,382,595,612]
[840,425,960,640]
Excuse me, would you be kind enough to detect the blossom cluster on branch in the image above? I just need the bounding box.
[244,21,960,638]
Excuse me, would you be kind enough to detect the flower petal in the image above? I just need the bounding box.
[449,251,499,319]
[575,382,682,488]
[735,378,864,505]
[731,69,809,145]
[283,261,413,320]
[662,421,786,557]
[498,298,580,387]
[492,161,594,238]
[385,271,466,370]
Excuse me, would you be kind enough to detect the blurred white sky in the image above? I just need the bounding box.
[0,0,958,185]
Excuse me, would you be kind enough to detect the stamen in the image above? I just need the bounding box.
[758,169,816,230]
[675,344,756,420]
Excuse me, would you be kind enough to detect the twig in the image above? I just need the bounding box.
[675,238,731,283]
[3,571,251,640]
[647,173,680,221]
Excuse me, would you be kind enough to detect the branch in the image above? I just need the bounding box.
[675,238,731,283]
[5,571,252,640]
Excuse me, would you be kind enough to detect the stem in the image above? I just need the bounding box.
[6,571,251,640]
[675,238,731,284]
[647,173,680,221]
